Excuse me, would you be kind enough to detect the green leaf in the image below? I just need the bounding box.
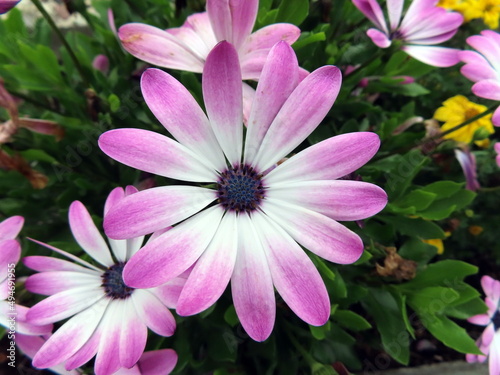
[403,260,478,289]
[20,149,58,164]
[333,310,371,331]
[292,32,326,50]
[407,287,459,314]
[223,305,239,327]
[419,181,463,199]
[379,216,445,239]
[309,320,331,340]
[108,94,121,113]
[389,190,436,214]
[398,238,437,263]
[444,297,488,320]
[275,0,309,25]
[312,254,336,281]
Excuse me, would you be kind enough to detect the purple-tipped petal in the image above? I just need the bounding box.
[454,149,480,192]
[265,132,380,184]
[120,300,148,368]
[352,0,388,32]
[467,34,500,73]
[366,28,392,48]
[94,303,122,375]
[140,68,226,170]
[69,201,113,267]
[0,240,20,281]
[481,275,500,302]
[123,206,224,288]
[239,48,272,81]
[203,42,243,167]
[176,211,237,316]
[240,23,301,55]
[387,0,404,30]
[0,0,20,14]
[136,349,178,375]
[151,277,186,309]
[104,187,128,262]
[231,213,275,341]
[23,255,95,274]
[229,0,258,49]
[460,51,497,82]
[183,12,217,51]
[132,289,176,336]
[402,45,460,67]
[253,212,330,326]
[252,66,342,171]
[32,298,108,369]
[471,80,500,101]
[167,24,211,60]
[207,0,232,43]
[14,305,53,336]
[99,129,218,182]
[25,271,101,296]
[468,314,491,326]
[244,41,299,163]
[0,215,23,240]
[104,186,216,239]
[262,199,364,264]
[119,23,204,72]
[402,9,462,43]
[493,106,500,127]
[399,0,440,31]
[65,329,101,370]
[266,180,387,221]
[242,82,255,125]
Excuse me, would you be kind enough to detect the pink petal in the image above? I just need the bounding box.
[251,66,342,171]
[132,289,176,336]
[104,188,128,262]
[244,41,299,164]
[490,333,500,375]
[407,29,458,46]
[176,211,238,316]
[32,298,108,369]
[206,0,232,43]
[352,0,388,32]
[203,41,243,167]
[265,132,380,184]
[266,180,387,221]
[399,0,441,31]
[99,129,218,182]
[23,255,96,274]
[459,51,497,82]
[367,28,391,48]
[471,80,500,101]
[387,0,404,30]
[239,48,271,81]
[0,215,23,240]
[242,82,255,126]
[103,186,216,239]
[167,23,211,60]
[231,0,259,49]
[69,201,113,267]
[183,12,217,51]
[118,23,204,72]
[231,213,275,341]
[252,211,330,326]
[123,206,224,288]
[25,271,101,296]
[493,106,500,127]
[482,275,500,302]
[0,0,20,14]
[468,314,491,326]
[119,299,148,368]
[402,9,462,42]
[402,45,460,67]
[240,23,301,56]
[0,240,20,281]
[137,349,178,375]
[262,199,364,264]
[151,277,187,309]
[15,305,53,336]
[94,302,122,375]
[140,68,226,170]
[65,328,101,370]
[27,287,104,325]
[467,34,500,73]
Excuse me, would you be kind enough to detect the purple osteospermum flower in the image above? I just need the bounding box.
[352,0,463,67]
[0,0,20,14]
[466,275,500,374]
[25,187,183,375]
[0,216,53,336]
[454,148,480,191]
[459,30,500,126]
[99,41,388,341]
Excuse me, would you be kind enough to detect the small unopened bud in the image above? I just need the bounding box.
[92,54,110,74]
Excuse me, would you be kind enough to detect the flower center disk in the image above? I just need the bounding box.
[217,165,265,213]
[493,309,500,331]
[101,262,134,299]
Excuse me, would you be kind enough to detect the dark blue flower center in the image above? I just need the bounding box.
[217,165,265,213]
[493,309,500,331]
[101,262,134,299]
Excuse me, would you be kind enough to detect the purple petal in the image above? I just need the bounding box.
[467,34,500,73]
[140,68,226,170]
[99,129,218,182]
[387,0,403,30]
[69,201,113,267]
[151,276,187,309]
[252,211,330,326]
[471,79,500,101]
[262,199,364,264]
[103,186,216,239]
[454,149,480,192]
[123,206,224,288]
[402,45,460,67]
[136,349,178,375]
[231,213,275,341]
[468,314,491,326]
[119,300,148,368]
[176,211,238,316]
[14,305,53,336]
[242,82,255,126]
[459,51,497,82]
[399,0,441,31]
[0,0,20,14]
[402,9,462,43]
[32,298,108,369]
[65,329,101,370]
[367,28,391,48]
[265,132,380,184]
[266,180,387,221]
[493,106,500,127]
[240,23,301,55]
[206,0,232,43]
[229,0,258,49]
[132,289,176,336]
[239,48,271,81]
[0,215,23,240]
[25,271,101,296]
[182,12,217,51]
[166,23,211,60]
[251,66,342,171]
[352,0,388,32]
[482,275,500,302]
[203,41,243,167]
[0,240,20,281]
[244,41,299,164]
[23,255,95,273]
[118,23,204,72]
[104,188,128,262]
[94,302,122,375]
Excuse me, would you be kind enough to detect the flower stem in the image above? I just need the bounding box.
[433,105,496,139]
[31,0,90,87]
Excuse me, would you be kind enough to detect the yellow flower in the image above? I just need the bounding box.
[438,0,468,13]
[433,95,494,145]
[461,0,500,28]
[422,239,445,255]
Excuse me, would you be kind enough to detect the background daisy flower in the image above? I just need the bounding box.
[24,187,183,375]
[99,41,387,341]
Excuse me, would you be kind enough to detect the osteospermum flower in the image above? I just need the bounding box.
[454,148,480,191]
[352,0,463,67]
[466,275,500,374]
[25,187,183,375]
[98,41,388,341]
[433,95,494,145]
[459,30,500,127]
[0,216,52,336]
[0,0,20,14]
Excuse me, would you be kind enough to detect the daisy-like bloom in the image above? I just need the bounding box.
[352,0,463,67]
[433,95,494,145]
[454,148,480,191]
[119,0,300,81]
[0,216,53,336]
[98,41,388,341]
[25,186,183,375]
[461,0,500,29]
[466,275,500,374]
[0,0,20,14]
[460,30,500,127]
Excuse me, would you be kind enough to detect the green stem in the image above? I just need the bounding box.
[433,105,496,139]
[478,186,500,192]
[284,322,316,366]
[31,0,90,87]
[6,89,64,115]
